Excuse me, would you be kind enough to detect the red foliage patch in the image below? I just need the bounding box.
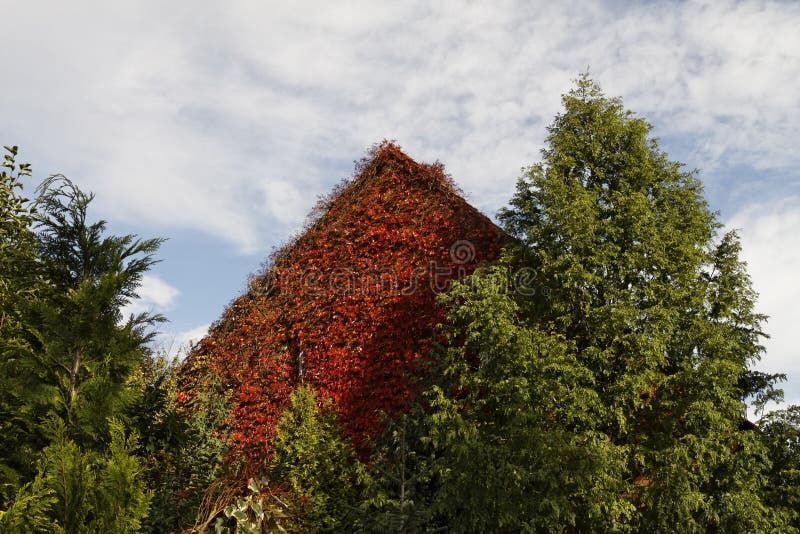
[182,142,504,472]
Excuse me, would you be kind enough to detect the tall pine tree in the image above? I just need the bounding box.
[427,75,789,531]
[1,168,161,531]
[31,175,164,446]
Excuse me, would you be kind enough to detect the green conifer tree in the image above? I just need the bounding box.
[30,176,165,446]
[2,166,162,531]
[429,75,788,531]
[271,385,358,531]
[428,263,631,531]
[759,406,800,527]
[0,146,41,501]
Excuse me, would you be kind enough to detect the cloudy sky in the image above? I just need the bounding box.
[4,1,799,411]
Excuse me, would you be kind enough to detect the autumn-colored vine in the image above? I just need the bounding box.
[181,142,504,472]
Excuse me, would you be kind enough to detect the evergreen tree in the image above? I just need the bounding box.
[89,418,151,532]
[30,175,164,446]
[427,263,631,531]
[133,351,231,532]
[1,165,163,530]
[355,410,440,532]
[27,417,151,534]
[0,475,57,533]
[0,172,52,531]
[429,76,787,531]
[0,146,41,501]
[759,406,800,527]
[270,385,358,531]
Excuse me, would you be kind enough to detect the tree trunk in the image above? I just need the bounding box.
[70,349,81,402]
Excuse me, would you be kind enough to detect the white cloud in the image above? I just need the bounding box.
[262,180,308,225]
[122,275,180,317]
[727,198,800,410]
[156,324,210,360]
[4,0,799,253]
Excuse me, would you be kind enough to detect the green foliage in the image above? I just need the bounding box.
[38,419,92,533]
[0,145,42,503]
[1,156,161,531]
[355,411,439,532]
[425,75,786,531]
[127,352,188,531]
[759,406,800,527]
[0,145,36,309]
[128,353,186,458]
[90,418,152,532]
[426,263,631,531]
[31,175,165,445]
[270,385,358,532]
[133,352,232,532]
[21,416,151,534]
[0,476,57,534]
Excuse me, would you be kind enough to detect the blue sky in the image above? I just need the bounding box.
[4,1,799,411]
